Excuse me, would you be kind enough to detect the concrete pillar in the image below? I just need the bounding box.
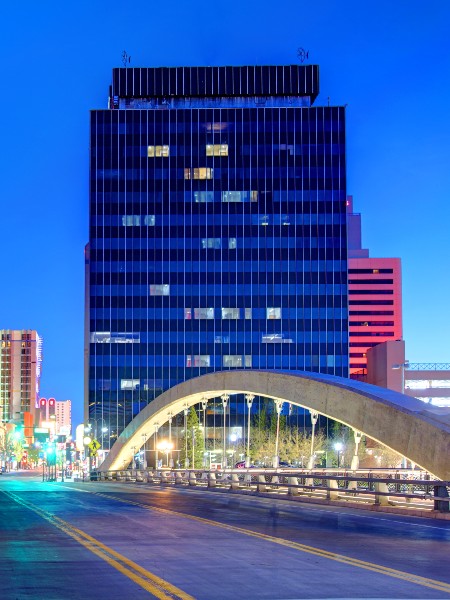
[208,471,217,488]
[257,474,267,492]
[288,476,299,496]
[175,472,183,485]
[374,481,389,506]
[351,429,363,470]
[326,479,339,500]
[189,471,197,486]
[231,473,240,490]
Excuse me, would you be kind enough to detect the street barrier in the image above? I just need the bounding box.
[81,467,450,514]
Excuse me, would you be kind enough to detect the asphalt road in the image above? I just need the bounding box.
[1,470,450,599]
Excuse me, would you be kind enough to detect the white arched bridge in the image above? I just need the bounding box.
[98,370,450,480]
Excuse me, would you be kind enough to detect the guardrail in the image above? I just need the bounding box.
[86,467,450,514]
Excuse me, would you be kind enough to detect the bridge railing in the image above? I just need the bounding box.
[87,467,450,513]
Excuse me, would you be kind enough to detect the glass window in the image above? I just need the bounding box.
[201,238,221,249]
[194,308,214,319]
[187,355,210,367]
[184,308,192,320]
[122,215,141,226]
[150,284,170,296]
[184,167,213,180]
[120,379,140,390]
[206,144,228,156]
[148,145,170,157]
[267,308,281,319]
[260,215,269,226]
[194,191,215,203]
[221,191,258,203]
[144,215,155,226]
[222,308,240,319]
[245,308,252,319]
[228,238,237,249]
[223,355,251,367]
[223,355,243,367]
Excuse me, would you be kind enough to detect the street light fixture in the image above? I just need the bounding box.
[156,440,174,467]
[334,442,343,468]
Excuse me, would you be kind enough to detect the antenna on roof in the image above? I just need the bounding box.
[297,47,309,63]
[121,51,131,67]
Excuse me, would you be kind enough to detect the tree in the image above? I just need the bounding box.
[180,407,205,468]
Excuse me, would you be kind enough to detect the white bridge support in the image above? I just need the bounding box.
[98,369,450,480]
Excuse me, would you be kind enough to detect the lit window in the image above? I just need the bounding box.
[184,168,213,180]
[206,144,228,156]
[201,238,221,249]
[120,379,140,390]
[260,215,269,226]
[221,191,258,203]
[193,191,215,203]
[222,308,240,319]
[186,355,210,367]
[245,308,252,319]
[150,284,170,296]
[267,308,281,319]
[122,215,155,226]
[223,355,252,368]
[148,145,170,157]
[184,309,192,320]
[228,238,237,249]
[194,308,214,319]
[122,215,141,226]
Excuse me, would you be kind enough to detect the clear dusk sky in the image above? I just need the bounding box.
[1,1,449,428]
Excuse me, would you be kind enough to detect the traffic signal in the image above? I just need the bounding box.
[39,398,47,422]
[48,398,56,418]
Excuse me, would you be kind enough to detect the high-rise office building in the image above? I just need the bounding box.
[347,197,402,375]
[86,65,349,442]
[0,330,43,436]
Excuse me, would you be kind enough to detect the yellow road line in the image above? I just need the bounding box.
[91,490,450,595]
[4,491,195,600]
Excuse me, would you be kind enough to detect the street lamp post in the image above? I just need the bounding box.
[308,410,319,469]
[273,400,283,468]
[334,442,343,468]
[245,394,254,467]
[221,394,229,468]
[201,398,208,466]
[183,405,189,468]
[141,433,148,470]
[154,423,159,469]
[157,440,174,467]
[168,412,173,467]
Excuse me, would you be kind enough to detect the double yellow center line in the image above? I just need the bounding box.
[92,489,450,595]
[4,491,194,600]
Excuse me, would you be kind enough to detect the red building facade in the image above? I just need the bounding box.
[347,198,403,375]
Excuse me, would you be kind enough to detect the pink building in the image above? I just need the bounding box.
[0,329,43,426]
[347,197,403,375]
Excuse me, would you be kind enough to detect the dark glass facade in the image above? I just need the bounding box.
[87,65,348,440]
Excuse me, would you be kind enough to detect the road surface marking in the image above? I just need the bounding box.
[89,489,450,594]
[3,491,195,600]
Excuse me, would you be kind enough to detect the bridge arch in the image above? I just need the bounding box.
[99,370,450,479]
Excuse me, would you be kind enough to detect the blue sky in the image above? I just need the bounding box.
[1,1,449,428]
